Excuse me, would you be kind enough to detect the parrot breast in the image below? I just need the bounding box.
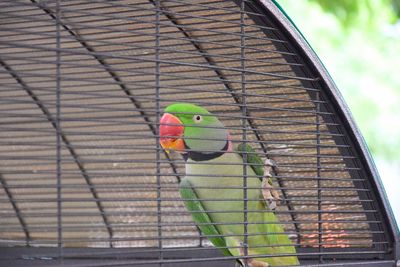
[184,152,262,235]
[183,152,299,266]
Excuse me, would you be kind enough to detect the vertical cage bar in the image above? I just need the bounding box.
[55,0,63,262]
[155,0,163,265]
[148,0,213,245]
[240,0,248,265]
[316,91,324,263]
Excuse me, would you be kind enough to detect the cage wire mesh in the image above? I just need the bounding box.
[0,0,398,266]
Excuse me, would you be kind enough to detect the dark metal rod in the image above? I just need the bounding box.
[0,54,300,77]
[0,208,378,217]
[0,39,301,72]
[0,146,356,161]
[73,0,269,20]
[0,56,318,98]
[0,75,310,99]
[0,120,347,140]
[0,137,339,152]
[0,126,345,142]
[0,164,361,175]
[0,87,328,110]
[0,251,392,267]
[156,0,276,19]
[0,195,373,206]
[0,41,303,71]
[0,190,374,200]
[148,0,213,244]
[0,16,282,50]
[0,231,386,244]
[0,249,390,267]
[55,0,63,259]
[0,217,382,225]
[0,170,360,178]
[3,160,358,171]
[0,4,286,46]
[1,106,309,122]
[0,40,317,82]
[0,36,300,69]
[0,104,337,127]
[155,0,164,263]
[0,223,382,234]
[7,0,281,33]
[316,92,323,262]
[9,250,392,266]
[0,139,350,151]
[241,0,249,263]
[0,85,325,107]
[0,55,320,93]
[0,74,324,107]
[0,187,373,199]
[3,177,370,185]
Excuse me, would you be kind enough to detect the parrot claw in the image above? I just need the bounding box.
[263,158,275,177]
[262,179,278,210]
[262,159,280,210]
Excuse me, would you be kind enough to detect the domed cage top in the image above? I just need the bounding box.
[0,0,398,266]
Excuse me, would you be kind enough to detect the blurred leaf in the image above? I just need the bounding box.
[392,0,400,19]
[309,0,360,26]
[309,0,400,27]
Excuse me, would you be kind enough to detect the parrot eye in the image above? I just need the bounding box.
[193,115,203,123]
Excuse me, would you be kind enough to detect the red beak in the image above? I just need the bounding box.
[159,113,185,152]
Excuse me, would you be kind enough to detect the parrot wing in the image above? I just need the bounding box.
[179,179,244,264]
[236,143,281,210]
[236,143,264,179]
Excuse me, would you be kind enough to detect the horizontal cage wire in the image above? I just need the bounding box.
[0,0,396,266]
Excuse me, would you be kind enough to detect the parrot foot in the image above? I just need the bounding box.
[263,158,275,177]
[262,159,280,210]
[239,244,270,267]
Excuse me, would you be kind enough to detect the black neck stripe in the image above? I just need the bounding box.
[184,141,229,161]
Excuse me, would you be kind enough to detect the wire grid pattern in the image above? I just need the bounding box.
[0,0,392,265]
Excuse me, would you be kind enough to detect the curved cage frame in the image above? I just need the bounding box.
[0,0,398,266]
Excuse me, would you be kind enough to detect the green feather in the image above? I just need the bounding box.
[180,179,231,255]
[179,179,243,266]
[236,143,265,179]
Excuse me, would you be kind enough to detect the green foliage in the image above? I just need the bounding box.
[309,0,361,26]
[277,0,400,163]
[394,0,400,18]
[309,0,400,26]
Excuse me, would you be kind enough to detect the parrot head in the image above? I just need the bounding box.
[159,103,230,158]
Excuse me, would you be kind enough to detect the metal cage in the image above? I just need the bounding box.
[0,0,398,266]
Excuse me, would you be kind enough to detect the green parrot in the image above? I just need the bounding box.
[159,103,299,267]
